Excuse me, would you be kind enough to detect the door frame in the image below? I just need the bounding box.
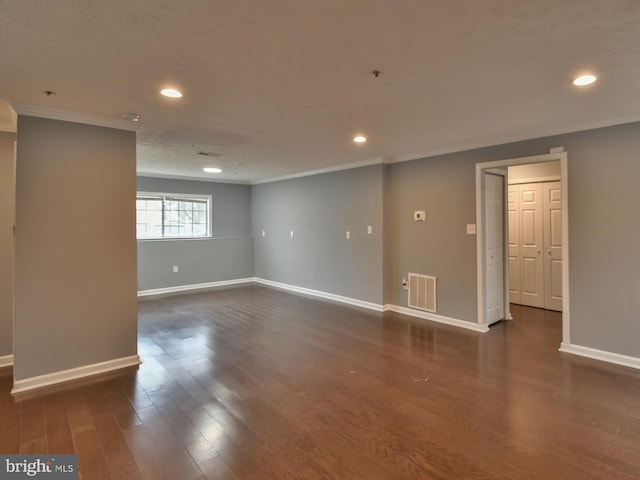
[475,151,570,344]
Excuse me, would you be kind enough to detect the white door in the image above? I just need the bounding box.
[519,183,544,308]
[543,181,563,311]
[485,173,505,324]
[507,185,521,304]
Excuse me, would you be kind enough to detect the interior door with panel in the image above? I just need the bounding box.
[508,185,521,304]
[519,183,544,308]
[543,181,563,311]
[485,173,505,324]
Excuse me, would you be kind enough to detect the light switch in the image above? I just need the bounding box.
[172,265,179,273]
[414,211,426,222]
[346,231,351,240]
[367,225,372,234]
[290,230,294,239]
[261,230,266,237]
[466,224,476,235]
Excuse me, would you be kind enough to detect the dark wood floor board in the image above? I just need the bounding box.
[0,411,20,453]
[43,393,74,453]
[73,428,112,480]
[63,389,95,434]
[93,411,144,479]
[19,397,46,444]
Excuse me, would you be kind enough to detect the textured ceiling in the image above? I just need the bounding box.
[1,0,639,183]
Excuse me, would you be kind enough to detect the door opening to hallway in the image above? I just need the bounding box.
[507,162,563,312]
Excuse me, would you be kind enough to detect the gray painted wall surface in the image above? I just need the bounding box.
[252,165,384,305]
[136,177,253,290]
[386,153,479,322]
[0,132,15,358]
[387,122,640,357]
[14,116,138,379]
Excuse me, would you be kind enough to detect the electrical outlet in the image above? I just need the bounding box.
[402,278,408,289]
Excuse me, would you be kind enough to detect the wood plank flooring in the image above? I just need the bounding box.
[1,285,640,479]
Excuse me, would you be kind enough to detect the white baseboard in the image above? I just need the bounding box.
[137,277,255,297]
[383,304,489,333]
[0,354,14,368]
[559,342,640,370]
[254,277,385,312]
[11,355,141,395]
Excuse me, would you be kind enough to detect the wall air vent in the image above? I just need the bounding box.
[408,273,436,313]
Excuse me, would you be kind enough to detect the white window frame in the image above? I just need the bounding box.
[136,191,212,240]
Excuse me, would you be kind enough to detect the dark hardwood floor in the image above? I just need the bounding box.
[1,285,640,479]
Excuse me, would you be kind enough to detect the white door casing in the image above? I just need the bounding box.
[476,151,569,346]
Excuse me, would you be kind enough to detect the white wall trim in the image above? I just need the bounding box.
[384,305,490,333]
[138,277,255,297]
[11,103,140,132]
[0,354,14,368]
[252,157,389,185]
[254,277,385,312]
[11,355,141,395]
[560,343,640,370]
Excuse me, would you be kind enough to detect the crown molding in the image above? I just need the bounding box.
[252,156,391,185]
[136,171,251,185]
[11,103,140,132]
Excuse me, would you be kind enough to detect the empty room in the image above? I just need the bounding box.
[1,1,639,479]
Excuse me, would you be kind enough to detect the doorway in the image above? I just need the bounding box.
[475,151,569,344]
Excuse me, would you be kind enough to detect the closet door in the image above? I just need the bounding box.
[508,185,521,304]
[519,183,544,308]
[543,181,563,311]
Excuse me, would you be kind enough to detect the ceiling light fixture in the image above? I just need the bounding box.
[353,136,367,143]
[161,88,183,98]
[122,112,141,122]
[572,74,597,86]
[203,167,222,173]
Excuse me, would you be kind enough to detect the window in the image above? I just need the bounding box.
[136,192,211,240]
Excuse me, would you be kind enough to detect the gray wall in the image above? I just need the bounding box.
[0,131,15,358]
[387,122,640,357]
[14,116,138,380]
[137,177,254,291]
[252,165,384,305]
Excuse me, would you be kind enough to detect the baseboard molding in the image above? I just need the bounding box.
[137,277,255,297]
[254,278,385,312]
[559,342,640,370]
[11,355,141,395]
[0,354,14,368]
[384,304,490,333]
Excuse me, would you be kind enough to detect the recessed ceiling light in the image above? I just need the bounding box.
[353,136,367,143]
[203,167,222,173]
[161,88,183,98]
[122,112,141,122]
[572,74,597,86]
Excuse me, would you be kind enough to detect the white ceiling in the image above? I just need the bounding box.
[1,0,639,183]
